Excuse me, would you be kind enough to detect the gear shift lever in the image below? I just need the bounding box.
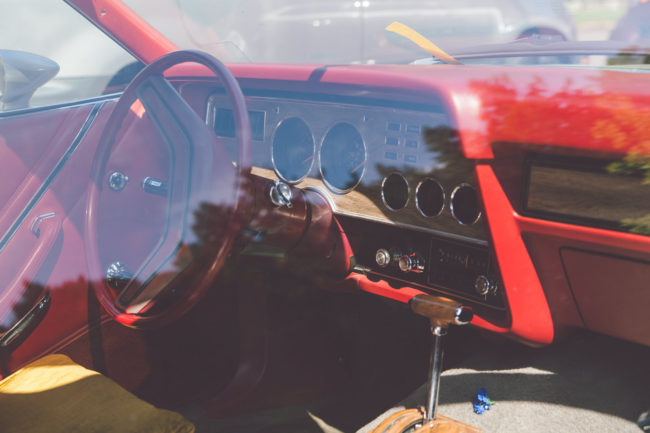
[410,295,473,422]
[370,294,480,433]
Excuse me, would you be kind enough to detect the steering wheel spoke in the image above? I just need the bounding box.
[136,74,215,158]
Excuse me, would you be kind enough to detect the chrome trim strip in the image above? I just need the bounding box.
[0,93,118,118]
[0,102,105,252]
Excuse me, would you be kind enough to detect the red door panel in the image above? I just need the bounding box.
[561,247,650,346]
[0,105,91,234]
[0,101,115,374]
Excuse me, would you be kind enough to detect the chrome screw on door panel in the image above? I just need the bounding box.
[107,171,129,191]
[105,261,133,291]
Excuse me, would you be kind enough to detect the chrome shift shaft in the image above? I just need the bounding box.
[409,295,473,422]
[425,325,447,421]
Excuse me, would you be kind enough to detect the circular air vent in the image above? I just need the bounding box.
[381,173,409,211]
[450,183,481,225]
[416,178,445,217]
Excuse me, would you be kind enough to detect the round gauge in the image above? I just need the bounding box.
[272,117,315,183]
[319,123,366,193]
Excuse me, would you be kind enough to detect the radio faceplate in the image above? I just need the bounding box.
[340,216,505,310]
[428,237,503,308]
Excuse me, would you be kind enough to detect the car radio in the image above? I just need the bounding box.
[341,217,505,310]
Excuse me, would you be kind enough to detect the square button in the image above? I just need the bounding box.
[385,136,399,146]
[406,124,421,134]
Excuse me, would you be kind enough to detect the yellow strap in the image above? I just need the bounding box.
[385,21,462,65]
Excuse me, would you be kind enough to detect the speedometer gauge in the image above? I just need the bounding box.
[319,123,366,193]
[272,117,315,183]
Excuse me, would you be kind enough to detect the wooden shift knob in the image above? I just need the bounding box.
[410,295,473,328]
[369,408,482,433]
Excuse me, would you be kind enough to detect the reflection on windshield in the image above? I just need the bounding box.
[124,0,647,65]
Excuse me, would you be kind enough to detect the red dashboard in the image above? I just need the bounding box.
[2,60,650,390]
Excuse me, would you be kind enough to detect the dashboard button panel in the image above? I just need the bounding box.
[341,216,505,310]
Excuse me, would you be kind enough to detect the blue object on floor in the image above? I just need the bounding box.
[473,388,494,414]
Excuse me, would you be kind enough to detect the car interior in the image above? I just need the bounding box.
[1,1,650,432]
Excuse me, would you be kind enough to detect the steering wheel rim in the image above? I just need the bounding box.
[85,50,251,328]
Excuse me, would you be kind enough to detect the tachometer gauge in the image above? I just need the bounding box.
[319,123,366,193]
[272,117,315,183]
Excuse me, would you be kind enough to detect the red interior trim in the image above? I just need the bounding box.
[66,0,177,64]
[476,164,555,344]
[348,273,427,304]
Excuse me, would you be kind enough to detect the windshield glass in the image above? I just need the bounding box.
[123,0,647,66]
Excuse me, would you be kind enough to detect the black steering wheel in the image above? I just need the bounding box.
[85,50,251,328]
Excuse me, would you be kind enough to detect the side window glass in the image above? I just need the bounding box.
[0,0,140,113]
